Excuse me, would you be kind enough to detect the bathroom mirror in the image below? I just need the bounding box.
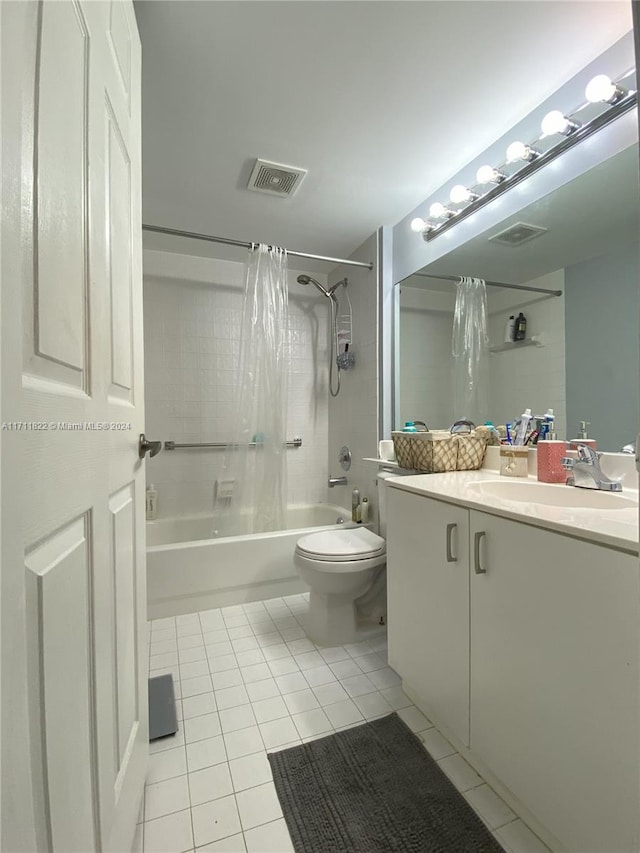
[394,141,640,451]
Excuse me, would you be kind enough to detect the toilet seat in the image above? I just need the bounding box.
[296,527,386,562]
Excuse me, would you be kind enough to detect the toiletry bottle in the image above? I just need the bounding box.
[514,408,532,445]
[568,421,597,450]
[146,484,158,520]
[402,421,417,433]
[484,421,501,446]
[537,429,568,484]
[361,497,369,524]
[514,312,527,341]
[504,315,515,343]
[352,488,360,523]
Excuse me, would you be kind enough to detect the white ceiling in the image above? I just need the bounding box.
[135,1,633,270]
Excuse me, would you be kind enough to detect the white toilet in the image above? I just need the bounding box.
[294,472,394,646]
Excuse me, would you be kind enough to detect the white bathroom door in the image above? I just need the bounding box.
[1,2,147,851]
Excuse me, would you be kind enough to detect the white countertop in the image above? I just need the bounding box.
[387,468,639,555]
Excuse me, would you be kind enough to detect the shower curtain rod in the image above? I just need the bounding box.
[142,224,374,270]
[412,271,562,297]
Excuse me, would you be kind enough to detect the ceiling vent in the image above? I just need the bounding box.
[489,222,548,247]
[247,159,307,198]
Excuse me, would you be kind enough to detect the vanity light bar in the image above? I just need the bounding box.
[414,71,637,243]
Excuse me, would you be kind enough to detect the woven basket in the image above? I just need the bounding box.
[391,428,488,473]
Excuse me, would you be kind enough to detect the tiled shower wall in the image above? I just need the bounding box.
[143,250,329,519]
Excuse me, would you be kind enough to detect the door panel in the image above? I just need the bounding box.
[25,516,96,852]
[2,2,146,850]
[387,487,470,746]
[31,0,89,387]
[470,510,639,853]
[106,102,134,399]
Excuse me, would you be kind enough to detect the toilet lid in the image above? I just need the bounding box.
[296,527,386,562]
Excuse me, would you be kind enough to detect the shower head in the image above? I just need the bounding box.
[296,274,347,300]
[296,274,332,299]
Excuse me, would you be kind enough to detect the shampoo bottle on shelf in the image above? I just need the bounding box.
[504,315,515,343]
[514,312,527,341]
[146,484,158,520]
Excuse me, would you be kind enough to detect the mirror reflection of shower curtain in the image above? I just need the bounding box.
[452,276,489,424]
[215,244,289,535]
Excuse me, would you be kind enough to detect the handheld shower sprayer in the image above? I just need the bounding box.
[296,274,332,299]
[296,274,351,396]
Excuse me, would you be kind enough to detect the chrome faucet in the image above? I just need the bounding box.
[328,475,348,488]
[561,444,622,492]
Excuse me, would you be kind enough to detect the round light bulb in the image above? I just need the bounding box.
[410,217,426,233]
[429,202,447,218]
[476,165,500,184]
[585,74,618,104]
[450,184,472,204]
[541,110,571,136]
[506,141,528,162]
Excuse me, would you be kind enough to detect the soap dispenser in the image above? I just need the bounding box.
[537,427,567,484]
[568,421,597,451]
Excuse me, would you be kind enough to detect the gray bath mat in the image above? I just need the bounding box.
[268,712,504,853]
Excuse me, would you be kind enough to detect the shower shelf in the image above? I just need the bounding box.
[489,335,544,354]
[165,437,302,451]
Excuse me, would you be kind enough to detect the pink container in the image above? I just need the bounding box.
[537,440,568,484]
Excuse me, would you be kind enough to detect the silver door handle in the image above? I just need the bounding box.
[474,531,486,574]
[138,433,162,459]
[446,523,457,563]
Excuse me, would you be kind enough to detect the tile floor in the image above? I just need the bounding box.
[137,593,550,853]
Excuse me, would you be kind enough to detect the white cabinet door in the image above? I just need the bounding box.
[387,487,470,745]
[1,2,146,851]
[470,511,640,853]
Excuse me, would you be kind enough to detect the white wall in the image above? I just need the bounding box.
[326,233,380,523]
[398,287,456,429]
[143,250,329,518]
[565,241,638,450]
[397,270,567,438]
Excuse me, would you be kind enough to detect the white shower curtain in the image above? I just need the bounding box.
[215,244,289,535]
[452,276,489,425]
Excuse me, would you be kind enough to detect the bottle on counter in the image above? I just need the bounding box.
[568,421,597,451]
[352,488,361,523]
[360,497,369,524]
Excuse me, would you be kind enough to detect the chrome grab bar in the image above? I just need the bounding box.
[165,437,302,451]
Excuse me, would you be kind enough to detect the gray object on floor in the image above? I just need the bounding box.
[148,674,178,741]
[268,712,505,853]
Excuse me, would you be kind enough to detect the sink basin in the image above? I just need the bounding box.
[467,480,637,510]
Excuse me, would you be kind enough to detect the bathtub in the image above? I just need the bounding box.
[147,503,350,619]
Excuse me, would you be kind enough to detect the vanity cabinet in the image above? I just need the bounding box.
[387,486,640,853]
[387,487,470,747]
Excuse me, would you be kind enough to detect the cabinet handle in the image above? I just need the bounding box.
[446,523,457,563]
[474,531,487,574]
